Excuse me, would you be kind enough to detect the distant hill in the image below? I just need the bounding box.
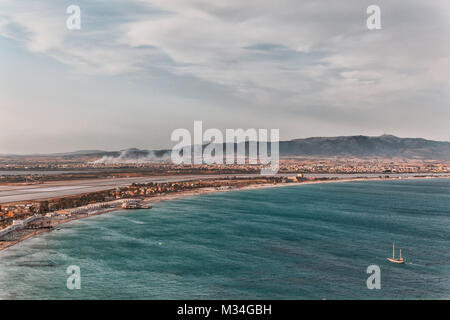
[4,135,450,160]
[278,134,450,159]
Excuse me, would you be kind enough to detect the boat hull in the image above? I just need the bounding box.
[387,258,404,264]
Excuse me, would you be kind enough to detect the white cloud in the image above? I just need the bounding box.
[1,0,449,150]
[1,0,448,98]
[0,0,66,52]
[117,0,450,108]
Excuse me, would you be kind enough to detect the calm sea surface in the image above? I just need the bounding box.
[0,179,449,299]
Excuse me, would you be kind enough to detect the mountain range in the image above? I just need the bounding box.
[62,135,450,161]
[3,135,450,160]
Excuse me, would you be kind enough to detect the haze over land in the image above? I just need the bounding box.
[4,135,450,161]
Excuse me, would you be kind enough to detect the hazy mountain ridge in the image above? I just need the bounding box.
[93,135,450,160]
[278,134,450,159]
[3,135,450,160]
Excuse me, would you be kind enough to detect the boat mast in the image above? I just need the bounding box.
[400,249,402,259]
[392,243,395,259]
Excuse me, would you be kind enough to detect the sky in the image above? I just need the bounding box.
[0,0,449,154]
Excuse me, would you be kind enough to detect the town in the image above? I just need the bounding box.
[1,151,449,252]
[1,158,449,184]
[0,175,305,250]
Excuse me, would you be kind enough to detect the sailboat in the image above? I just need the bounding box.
[387,243,404,264]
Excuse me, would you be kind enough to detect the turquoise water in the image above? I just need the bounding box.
[0,179,449,299]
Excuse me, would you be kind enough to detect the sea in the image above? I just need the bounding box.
[0,178,449,299]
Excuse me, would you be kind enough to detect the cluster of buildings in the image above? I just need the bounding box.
[277,159,450,174]
[0,176,293,234]
[0,215,41,238]
[114,181,206,198]
[0,199,149,238]
[64,159,450,174]
[0,203,41,221]
[52,201,117,216]
[1,157,449,185]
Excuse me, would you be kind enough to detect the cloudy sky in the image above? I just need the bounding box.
[1,0,449,153]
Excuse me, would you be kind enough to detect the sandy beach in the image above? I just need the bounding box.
[0,175,448,253]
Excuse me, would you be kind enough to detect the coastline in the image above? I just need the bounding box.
[1,175,448,253]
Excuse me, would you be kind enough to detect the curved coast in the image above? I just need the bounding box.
[1,177,449,299]
[0,174,449,252]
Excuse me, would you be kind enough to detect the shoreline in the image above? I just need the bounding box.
[1,175,449,253]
